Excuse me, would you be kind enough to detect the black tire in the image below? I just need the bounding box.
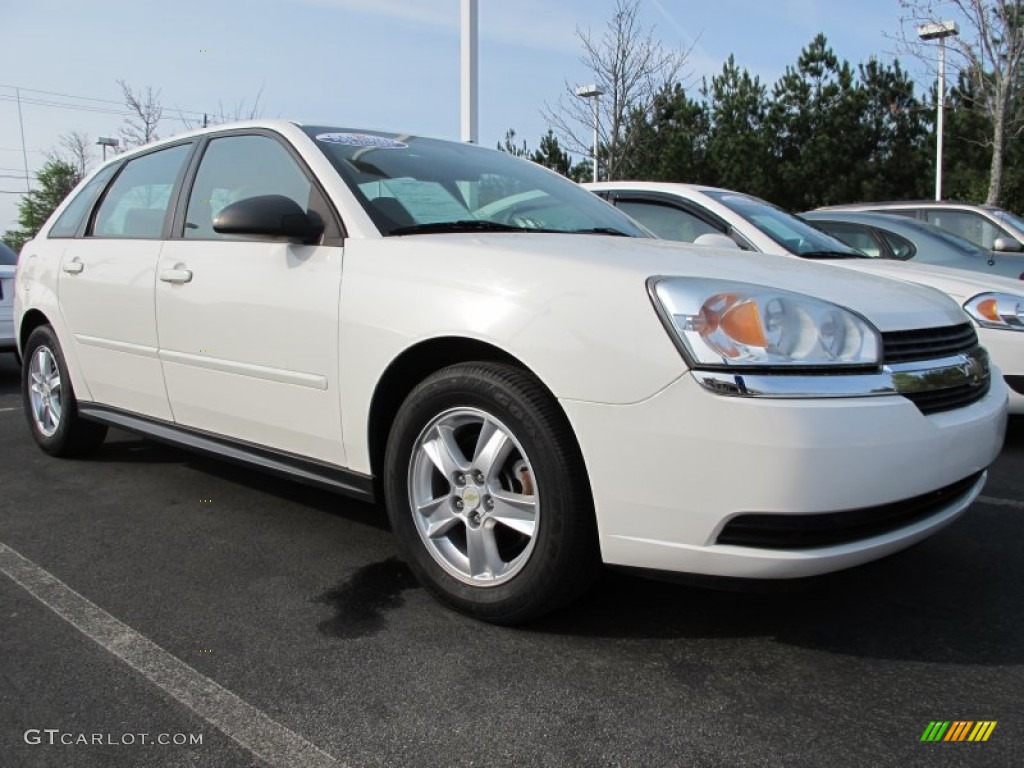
[22,325,107,456]
[384,362,600,624]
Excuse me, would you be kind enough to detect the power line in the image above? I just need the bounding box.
[0,83,211,122]
[0,94,195,124]
[0,94,130,116]
[0,83,132,107]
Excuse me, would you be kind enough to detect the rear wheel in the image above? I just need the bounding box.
[22,325,107,456]
[384,362,599,624]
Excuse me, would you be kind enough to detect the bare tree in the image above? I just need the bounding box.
[57,131,93,177]
[118,79,163,148]
[542,0,690,180]
[177,84,266,130]
[898,0,1024,204]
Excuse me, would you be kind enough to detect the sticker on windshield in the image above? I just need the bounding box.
[315,132,407,149]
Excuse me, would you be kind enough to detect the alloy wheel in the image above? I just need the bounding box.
[28,345,62,438]
[408,407,539,586]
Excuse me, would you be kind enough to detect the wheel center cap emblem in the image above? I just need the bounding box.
[461,487,481,510]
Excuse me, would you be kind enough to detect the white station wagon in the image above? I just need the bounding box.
[14,121,1007,622]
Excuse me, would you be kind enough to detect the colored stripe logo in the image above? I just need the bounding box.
[920,721,997,742]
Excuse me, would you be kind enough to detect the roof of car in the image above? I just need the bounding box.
[816,200,1002,212]
[583,181,724,195]
[803,210,930,225]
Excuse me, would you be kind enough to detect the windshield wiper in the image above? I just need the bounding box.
[388,220,555,235]
[570,227,632,237]
[798,250,868,260]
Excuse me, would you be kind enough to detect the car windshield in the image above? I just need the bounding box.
[303,127,647,237]
[703,190,862,258]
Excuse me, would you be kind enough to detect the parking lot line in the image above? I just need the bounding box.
[0,407,18,413]
[0,540,342,768]
[977,495,1024,510]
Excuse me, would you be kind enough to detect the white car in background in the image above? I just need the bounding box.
[587,181,1024,413]
[13,124,1007,623]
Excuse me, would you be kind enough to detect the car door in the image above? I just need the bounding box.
[57,142,193,419]
[155,131,347,465]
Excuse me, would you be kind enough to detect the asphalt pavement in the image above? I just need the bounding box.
[0,351,1021,768]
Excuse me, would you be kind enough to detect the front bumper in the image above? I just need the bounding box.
[977,326,1024,414]
[562,372,1007,579]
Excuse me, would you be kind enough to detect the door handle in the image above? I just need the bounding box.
[159,267,193,284]
[62,258,84,274]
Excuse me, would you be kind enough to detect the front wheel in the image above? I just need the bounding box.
[22,325,107,456]
[384,362,599,624]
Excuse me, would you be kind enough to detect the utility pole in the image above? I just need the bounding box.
[15,88,30,194]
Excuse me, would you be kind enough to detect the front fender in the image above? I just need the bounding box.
[337,239,685,473]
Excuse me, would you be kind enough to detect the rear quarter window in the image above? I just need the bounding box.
[877,230,916,260]
[48,164,119,238]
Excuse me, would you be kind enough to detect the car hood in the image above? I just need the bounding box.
[822,257,1024,303]
[406,233,969,332]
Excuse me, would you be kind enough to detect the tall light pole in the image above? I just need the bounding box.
[96,136,118,162]
[461,0,478,143]
[918,20,959,201]
[575,84,604,183]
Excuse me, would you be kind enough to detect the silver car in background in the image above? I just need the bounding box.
[801,210,1024,281]
[0,241,18,353]
[815,200,1024,254]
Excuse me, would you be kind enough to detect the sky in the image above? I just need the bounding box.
[0,0,935,234]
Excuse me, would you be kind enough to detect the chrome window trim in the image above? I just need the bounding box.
[691,348,990,399]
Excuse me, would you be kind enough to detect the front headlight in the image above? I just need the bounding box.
[649,277,882,368]
[964,292,1024,330]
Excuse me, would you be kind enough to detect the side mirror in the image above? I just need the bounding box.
[993,236,1022,253]
[693,233,741,249]
[213,195,324,243]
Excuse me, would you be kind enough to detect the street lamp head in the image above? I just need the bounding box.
[575,84,605,99]
[918,20,959,41]
[96,137,119,148]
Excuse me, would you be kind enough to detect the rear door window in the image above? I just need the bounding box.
[91,144,192,239]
